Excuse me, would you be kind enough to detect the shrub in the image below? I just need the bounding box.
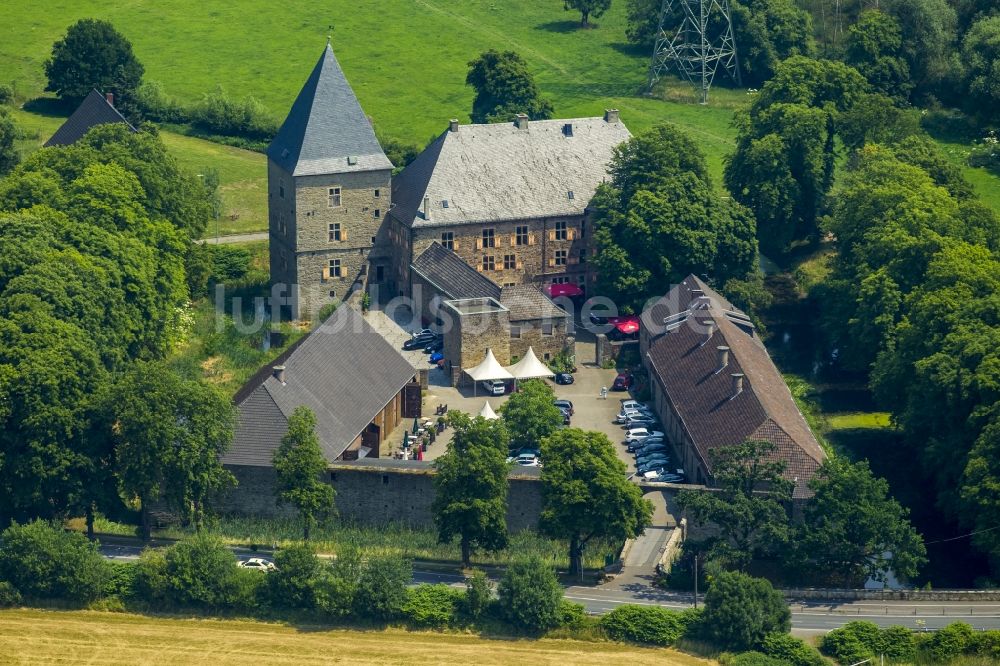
[88,596,126,612]
[880,625,916,662]
[0,581,22,608]
[264,544,320,610]
[354,554,411,621]
[727,652,787,666]
[135,80,187,123]
[192,86,277,140]
[700,571,791,651]
[314,548,362,618]
[557,600,588,629]
[463,569,492,620]
[162,533,244,609]
[0,520,110,603]
[967,629,1000,659]
[104,562,138,600]
[133,548,169,603]
[600,604,691,646]
[0,84,13,105]
[402,584,462,628]
[926,622,973,663]
[761,632,825,666]
[211,245,253,283]
[821,626,874,664]
[497,557,563,633]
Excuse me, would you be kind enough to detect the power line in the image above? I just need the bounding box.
[924,524,1000,545]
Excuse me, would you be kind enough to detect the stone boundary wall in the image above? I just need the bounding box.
[783,588,1000,601]
[658,526,684,573]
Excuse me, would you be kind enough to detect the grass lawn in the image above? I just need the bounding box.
[0,608,713,666]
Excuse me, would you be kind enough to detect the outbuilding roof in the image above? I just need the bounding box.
[390,115,631,228]
[644,276,825,498]
[267,43,393,176]
[411,241,501,300]
[44,89,136,147]
[224,305,415,467]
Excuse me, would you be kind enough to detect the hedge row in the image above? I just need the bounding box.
[821,620,1000,664]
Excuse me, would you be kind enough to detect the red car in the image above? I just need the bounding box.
[612,372,633,391]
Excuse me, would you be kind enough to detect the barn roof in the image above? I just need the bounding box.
[224,305,415,466]
[390,115,631,228]
[644,276,825,498]
[44,89,136,147]
[267,43,392,177]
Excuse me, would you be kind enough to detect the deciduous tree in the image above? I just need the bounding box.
[564,0,612,27]
[497,557,563,632]
[961,16,1000,123]
[677,439,791,570]
[499,379,564,451]
[44,19,144,119]
[433,412,511,567]
[272,406,335,541]
[466,50,554,124]
[844,10,912,100]
[0,110,17,176]
[539,429,652,576]
[702,572,790,651]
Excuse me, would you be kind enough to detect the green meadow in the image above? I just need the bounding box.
[1,0,997,234]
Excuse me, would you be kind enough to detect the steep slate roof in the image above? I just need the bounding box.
[224,305,415,467]
[644,276,825,498]
[500,284,567,322]
[267,43,392,176]
[44,89,136,147]
[390,116,631,228]
[410,242,501,300]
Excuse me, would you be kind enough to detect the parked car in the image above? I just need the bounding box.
[636,462,670,475]
[625,430,665,445]
[616,407,653,424]
[403,333,437,350]
[635,453,670,467]
[515,452,540,467]
[553,400,574,416]
[481,379,507,396]
[612,372,633,391]
[554,372,574,385]
[557,406,571,425]
[621,400,649,412]
[624,414,659,428]
[238,557,276,572]
[627,437,665,453]
[633,442,669,456]
[624,426,652,440]
[423,338,444,353]
[645,469,686,483]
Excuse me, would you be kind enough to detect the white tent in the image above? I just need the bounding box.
[464,348,514,382]
[506,346,555,380]
[478,401,500,420]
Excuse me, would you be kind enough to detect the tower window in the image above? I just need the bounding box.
[555,249,568,266]
[503,254,516,270]
[329,259,342,277]
[482,228,495,248]
[374,209,381,219]
[555,220,568,240]
[329,223,341,242]
[441,232,454,250]
[482,255,495,271]
[328,187,342,207]
[374,188,381,198]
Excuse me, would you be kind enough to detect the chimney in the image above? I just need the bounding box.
[105,92,114,106]
[604,108,620,123]
[716,345,730,371]
[731,373,744,398]
[423,195,431,221]
[690,288,704,299]
[515,113,529,130]
[449,118,459,132]
[701,320,715,345]
[272,365,286,384]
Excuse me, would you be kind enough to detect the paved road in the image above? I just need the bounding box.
[198,231,269,245]
[98,543,1000,633]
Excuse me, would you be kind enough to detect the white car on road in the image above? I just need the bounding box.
[238,557,276,572]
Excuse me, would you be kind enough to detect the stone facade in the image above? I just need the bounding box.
[269,160,393,319]
[409,215,589,289]
[442,298,511,386]
[219,463,544,533]
[509,316,570,363]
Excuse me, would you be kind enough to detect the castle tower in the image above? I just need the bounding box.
[267,43,394,320]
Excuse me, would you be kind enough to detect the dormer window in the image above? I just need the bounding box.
[347,156,358,165]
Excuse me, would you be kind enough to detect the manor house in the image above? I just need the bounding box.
[267,43,630,319]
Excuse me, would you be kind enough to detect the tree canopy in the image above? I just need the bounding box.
[539,428,651,576]
[44,19,145,119]
[844,10,912,100]
[499,379,564,451]
[273,406,336,541]
[466,50,554,124]
[700,571,791,651]
[592,123,760,312]
[564,0,612,27]
[432,412,511,566]
[961,16,1000,123]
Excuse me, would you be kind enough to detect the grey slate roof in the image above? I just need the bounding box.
[267,44,392,176]
[44,89,136,147]
[411,242,501,300]
[390,116,631,228]
[500,285,567,322]
[224,305,416,467]
[644,276,825,498]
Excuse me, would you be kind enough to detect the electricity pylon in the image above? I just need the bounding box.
[647,0,741,104]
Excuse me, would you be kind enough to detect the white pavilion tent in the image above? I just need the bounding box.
[478,401,500,420]
[505,346,555,380]
[463,348,513,395]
